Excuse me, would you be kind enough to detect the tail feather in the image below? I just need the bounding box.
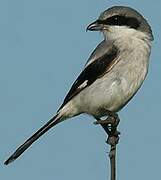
[4,114,62,165]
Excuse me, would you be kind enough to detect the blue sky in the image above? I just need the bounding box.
[0,0,161,180]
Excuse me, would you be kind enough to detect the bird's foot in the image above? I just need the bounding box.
[93,112,120,127]
[94,112,120,146]
[106,130,120,146]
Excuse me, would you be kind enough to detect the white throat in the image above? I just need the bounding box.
[103,26,152,52]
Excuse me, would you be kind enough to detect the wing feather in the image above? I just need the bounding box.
[58,41,119,111]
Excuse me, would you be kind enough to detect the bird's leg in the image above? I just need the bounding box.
[93,111,119,126]
[94,112,120,145]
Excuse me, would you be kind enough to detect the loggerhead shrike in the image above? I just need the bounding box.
[4,6,153,165]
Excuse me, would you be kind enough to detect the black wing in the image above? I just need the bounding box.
[58,42,118,111]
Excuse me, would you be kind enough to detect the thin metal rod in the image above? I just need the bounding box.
[109,144,116,180]
[96,114,120,180]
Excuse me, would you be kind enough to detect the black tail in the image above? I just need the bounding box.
[4,114,62,165]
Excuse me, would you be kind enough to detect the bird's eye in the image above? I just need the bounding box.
[113,17,119,22]
[105,15,126,26]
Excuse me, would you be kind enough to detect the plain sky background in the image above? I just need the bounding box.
[0,0,161,180]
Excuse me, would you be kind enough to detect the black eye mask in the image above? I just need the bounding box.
[98,15,140,29]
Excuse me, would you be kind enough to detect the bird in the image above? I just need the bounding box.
[4,6,153,165]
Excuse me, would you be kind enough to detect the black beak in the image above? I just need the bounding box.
[86,20,103,32]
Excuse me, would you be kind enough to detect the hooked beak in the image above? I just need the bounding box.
[86,20,104,32]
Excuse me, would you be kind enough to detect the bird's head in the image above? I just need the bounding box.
[86,6,153,41]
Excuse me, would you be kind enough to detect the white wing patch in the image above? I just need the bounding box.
[77,80,88,89]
